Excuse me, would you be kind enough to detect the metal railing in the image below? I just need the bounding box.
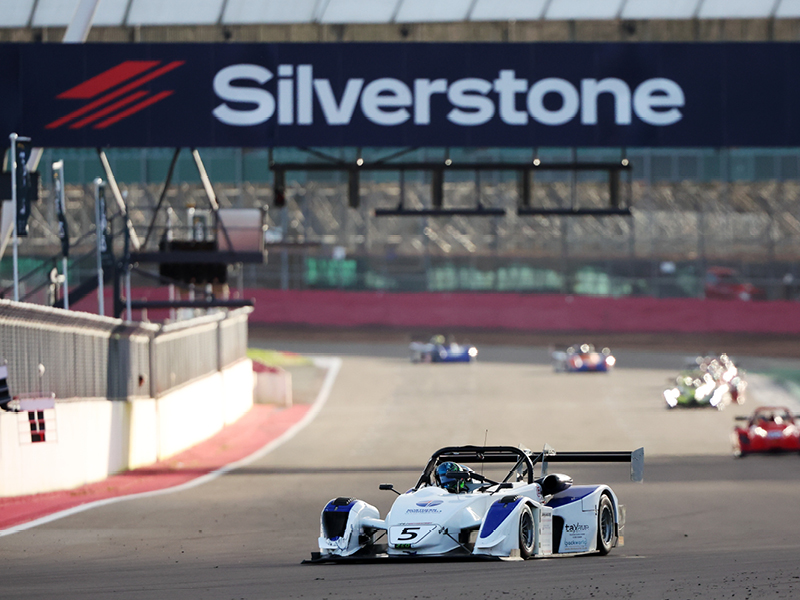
[0,300,251,401]
[152,314,221,397]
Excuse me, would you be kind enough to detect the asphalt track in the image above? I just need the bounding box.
[2,335,800,600]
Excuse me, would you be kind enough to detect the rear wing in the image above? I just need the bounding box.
[416,444,644,489]
[735,411,800,422]
[536,445,644,483]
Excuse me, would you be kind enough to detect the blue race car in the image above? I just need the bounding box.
[409,335,478,363]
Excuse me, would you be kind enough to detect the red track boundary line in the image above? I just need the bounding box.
[0,403,310,530]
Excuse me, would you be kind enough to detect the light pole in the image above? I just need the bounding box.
[94,178,105,316]
[9,133,31,302]
[10,133,18,302]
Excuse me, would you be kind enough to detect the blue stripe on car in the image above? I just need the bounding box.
[546,485,598,508]
[480,497,522,539]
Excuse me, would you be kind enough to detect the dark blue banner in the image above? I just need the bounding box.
[1,42,799,147]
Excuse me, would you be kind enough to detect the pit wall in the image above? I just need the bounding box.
[244,290,800,335]
[0,359,253,498]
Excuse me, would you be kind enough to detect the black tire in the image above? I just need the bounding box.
[518,504,535,559]
[596,494,616,556]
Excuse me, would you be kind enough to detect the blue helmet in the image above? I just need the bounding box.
[436,461,469,493]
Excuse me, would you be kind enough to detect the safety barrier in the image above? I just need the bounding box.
[244,289,800,335]
[150,309,250,396]
[0,300,251,400]
[0,359,254,497]
[0,301,254,497]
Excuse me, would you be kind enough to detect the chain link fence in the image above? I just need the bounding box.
[16,179,800,259]
[0,300,251,402]
[5,145,800,300]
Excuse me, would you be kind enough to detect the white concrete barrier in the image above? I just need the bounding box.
[254,366,293,407]
[128,397,157,469]
[0,359,254,497]
[223,359,258,425]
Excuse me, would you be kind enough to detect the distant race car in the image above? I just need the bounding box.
[409,335,478,363]
[732,406,800,457]
[307,444,643,563]
[551,344,615,373]
[704,267,766,301]
[663,354,746,410]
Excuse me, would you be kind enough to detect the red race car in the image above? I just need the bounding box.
[732,406,800,457]
[704,267,766,301]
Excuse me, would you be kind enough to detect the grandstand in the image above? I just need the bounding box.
[1,1,799,304]
[2,1,800,42]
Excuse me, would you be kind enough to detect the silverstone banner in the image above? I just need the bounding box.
[2,42,800,148]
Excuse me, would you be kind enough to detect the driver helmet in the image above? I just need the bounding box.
[435,461,470,493]
[431,334,446,346]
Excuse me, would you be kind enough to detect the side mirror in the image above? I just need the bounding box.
[541,473,573,496]
[379,483,400,495]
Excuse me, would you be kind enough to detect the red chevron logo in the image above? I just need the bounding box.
[46,60,184,130]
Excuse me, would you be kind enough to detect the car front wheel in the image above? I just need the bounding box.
[597,494,616,555]
[518,505,535,559]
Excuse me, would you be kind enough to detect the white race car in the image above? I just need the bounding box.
[308,445,643,562]
[551,344,616,373]
[409,336,478,363]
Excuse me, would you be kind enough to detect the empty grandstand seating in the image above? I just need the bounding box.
[2,0,800,29]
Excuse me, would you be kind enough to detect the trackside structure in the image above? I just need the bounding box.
[4,40,800,303]
[0,301,253,497]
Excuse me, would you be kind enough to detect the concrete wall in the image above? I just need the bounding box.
[130,357,254,466]
[0,359,254,497]
[0,399,129,498]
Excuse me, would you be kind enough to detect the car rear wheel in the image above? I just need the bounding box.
[518,505,535,559]
[597,494,616,555]
[732,440,744,458]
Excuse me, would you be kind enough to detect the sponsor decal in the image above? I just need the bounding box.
[562,521,590,552]
[416,500,443,507]
[213,64,685,129]
[406,508,442,514]
[47,60,184,130]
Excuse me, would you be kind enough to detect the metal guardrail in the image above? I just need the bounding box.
[153,313,222,397]
[0,300,252,401]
